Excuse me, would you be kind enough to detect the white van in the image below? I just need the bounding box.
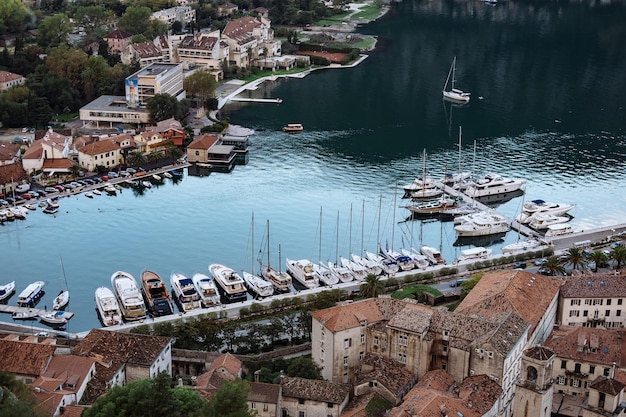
[16,184,31,193]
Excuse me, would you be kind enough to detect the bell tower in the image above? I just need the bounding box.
[513,345,555,417]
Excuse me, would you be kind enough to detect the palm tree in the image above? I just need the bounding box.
[541,255,567,276]
[68,164,81,179]
[148,150,165,165]
[359,274,385,299]
[588,250,608,272]
[127,151,146,168]
[610,246,626,270]
[565,247,586,271]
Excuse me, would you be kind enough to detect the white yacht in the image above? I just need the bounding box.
[365,251,399,275]
[285,259,319,289]
[94,286,122,326]
[326,261,355,283]
[420,246,446,265]
[351,253,382,276]
[516,200,575,224]
[464,173,525,198]
[340,257,368,280]
[259,262,292,293]
[528,213,571,230]
[192,273,220,307]
[501,238,543,254]
[171,272,202,311]
[454,212,511,237]
[242,271,274,298]
[400,249,430,269]
[458,247,492,262]
[209,264,248,301]
[111,271,146,321]
[545,223,575,238]
[16,281,45,307]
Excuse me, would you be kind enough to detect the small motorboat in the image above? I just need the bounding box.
[53,290,69,310]
[85,192,94,198]
[43,206,58,215]
[46,198,60,209]
[12,309,39,320]
[39,310,68,327]
[92,189,102,196]
[142,181,152,188]
[283,123,303,133]
[24,204,36,210]
[163,171,173,179]
[0,280,16,301]
[152,174,162,182]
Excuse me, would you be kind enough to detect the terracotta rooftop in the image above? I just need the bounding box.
[312,297,412,333]
[544,326,626,366]
[388,370,502,417]
[132,41,162,58]
[78,138,121,156]
[387,303,434,334]
[524,345,555,361]
[72,329,171,403]
[179,33,218,50]
[187,134,219,150]
[0,142,20,161]
[0,163,28,185]
[355,353,416,396]
[195,353,243,390]
[59,404,89,417]
[456,270,562,339]
[281,376,349,404]
[42,158,74,170]
[223,16,261,45]
[0,339,55,375]
[560,273,626,298]
[590,376,625,396]
[0,70,24,83]
[104,29,132,40]
[249,381,280,404]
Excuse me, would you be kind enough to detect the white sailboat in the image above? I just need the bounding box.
[53,255,70,311]
[443,56,471,103]
[258,220,292,293]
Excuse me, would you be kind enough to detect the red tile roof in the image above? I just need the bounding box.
[560,273,626,298]
[0,163,28,184]
[544,326,626,366]
[281,376,349,404]
[0,339,55,375]
[78,138,121,156]
[104,29,132,40]
[249,381,280,403]
[187,134,219,150]
[132,42,162,58]
[223,16,261,45]
[0,70,24,83]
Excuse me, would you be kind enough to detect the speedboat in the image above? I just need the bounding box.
[111,271,146,321]
[142,181,152,188]
[92,189,102,196]
[312,262,340,286]
[24,204,36,210]
[140,270,174,316]
[94,286,122,326]
[0,281,16,301]
[152,174,162,182]
[85,192,94,198]
[208,264,248,301]
[12,309,39,320]
[464,173,525,198]
[52,290,69,310]
[103,183,116,195]
[192,273,220,307]
[42,206,58,215]
[242,271,274,298]
[17,281,45,307]
[39,310,68,327]
[171,272,202,311]
[283,123,303,133]
[163,171,173,179]
[46,198,59,209]
[420,246,446,265]
[285,259,319,289]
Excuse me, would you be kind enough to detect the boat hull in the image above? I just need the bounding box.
[208,264,248,301]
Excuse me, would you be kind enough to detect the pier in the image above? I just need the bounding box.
[229,97,283,104]
[0,305,74,320]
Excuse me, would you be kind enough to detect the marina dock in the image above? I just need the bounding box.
[229,97,283,104]
[0,305,74,320]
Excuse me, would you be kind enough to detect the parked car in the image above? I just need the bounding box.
[100,176,109,181]
[20,193,31,200]
[53,185,65,192]
[29,128,35,134]
[22,127,28,133]
[107,172,119,178]
[84,179,95,185]
[449,278,469,287]
[513,261,527,269]
[126,168,137,174]
[45,187,57,193]
[538,268,554,276]
[534,258,548,266]
[27,191,39,198]
[0,199,8,207]
[120,170,130,177]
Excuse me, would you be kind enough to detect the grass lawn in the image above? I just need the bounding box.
[351,37,376,50]
[392,284,442,300]
[54,113,78,122]
[352,4,382,20]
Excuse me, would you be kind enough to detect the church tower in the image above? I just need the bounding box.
[513,345,555,417]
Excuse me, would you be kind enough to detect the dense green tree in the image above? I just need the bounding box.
[206,379,253,417]
[565,247,586,271]
[46,46,90,96]
[285,356,322,380]
[610,246,626,269]
[542,255,567,276]
[588,250,608,272]
[118,6,153,35]
[75,5,115,47]
[127,150,147,167]
[360,273,385,298]
[460,273,482,299]
[0,0,31,35]
[147,93,182,123]
[37,14,73,49]
[183,69,216,116]
[0,371,46,417]
[82,55,112,102]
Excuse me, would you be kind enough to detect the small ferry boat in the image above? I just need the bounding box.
[170,272,202,311]
[209,264,248,301]
[111,271,146,321]
[192,273,220,308]
[283,123,303,133]
[17,281,45,307]
[94,286,122,326]
[141,270,174,317]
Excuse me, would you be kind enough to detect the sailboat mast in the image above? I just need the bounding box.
[392,181,397,251]
[319,207,323,263]
[251,212,254,274]
[266,219,271,268]
[458,126,462,174]
[335,211,340,265]
[60,255,68,289]
[361,200,365,255]
[349,203,353,256]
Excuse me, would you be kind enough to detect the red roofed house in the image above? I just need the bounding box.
[145,117,187,147]
[21,128,74,177]
[280,376,349,417]
[125,41,166,67]
[0,70,26,92]
[0,162,29,198]
[71,329,173,404]
[187,133,237,170]
[0,141,21,166]
[103,29,132,54]
[217,2,238,17]
[77,134,134,172]
[176,30,227,78]
[222,16,281,68]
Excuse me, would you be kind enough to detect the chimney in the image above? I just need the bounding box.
[254,370,260,382]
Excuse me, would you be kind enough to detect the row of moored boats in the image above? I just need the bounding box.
[0,279,72,326]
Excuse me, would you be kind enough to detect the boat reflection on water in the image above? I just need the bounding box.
[454,232,508,248]
[475,189,525,207]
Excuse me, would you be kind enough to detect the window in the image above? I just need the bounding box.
[361,334,365,344]
[569,310,579,317]
[583,310,588,317]
[399,335,408,346]
[571,299,581,306]
[251,403,256,409]
[299,412,305,417]
[299,398,305,405]
[344,338,352,349]
[589,365,596,374]
[263,404,268,412]
[342,373,348,383]
[574,363,581,373]
[604,368,610,376]
[618,310,622,317]
[398,353,407,364]
[571,379,579,388]
[606,310,611,317]
[585,299,592,305]
[558,376,566,385]
[343,356,348,367]
[321,331,324,340]
[593,299,603,305]
[320,349,324,360]
[373,336,379,346]
[327,403,334,408]
[619,299,623,305]
[561,360,567,369]
[359,351,364,360]
[607,299,612,306]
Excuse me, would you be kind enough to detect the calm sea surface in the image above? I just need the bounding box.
[2,0,626,332]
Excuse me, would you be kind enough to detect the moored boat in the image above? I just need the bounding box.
[420,246,446,265]
[442,56,471,103]
[85,192,94,198]
[365,251,399,275]
[111,271,146,321]
[46,198,59,209]
[458,247,492,262]
[515,199,574,224]
[208,264,248,301]
[382,249,414,271]
[312,262,340,286]
[454,212,511,237]
[52,290,69,311]
[242,271,274,298]
[501,238,543,254]
[351,253,382,276]
[326,261,354,284]
[285,258,319,289]
[400,249,431,269]
[528,213,571,230]
[39,310,68,327]
[283,123,303,133]
[94,286,122,326]
[192,273,220,307]
[24,204,36,210]
[171,272,202,311]
[42,206,58,215]
[92,189,102,196]
[17,281,45,307]
[163,171,173,179]
[0,280,16,301]
[12,309,39,320]
[140,270,174,316]
[464,173,525,198]
[545,223,575,238]
[340,256,368,280]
